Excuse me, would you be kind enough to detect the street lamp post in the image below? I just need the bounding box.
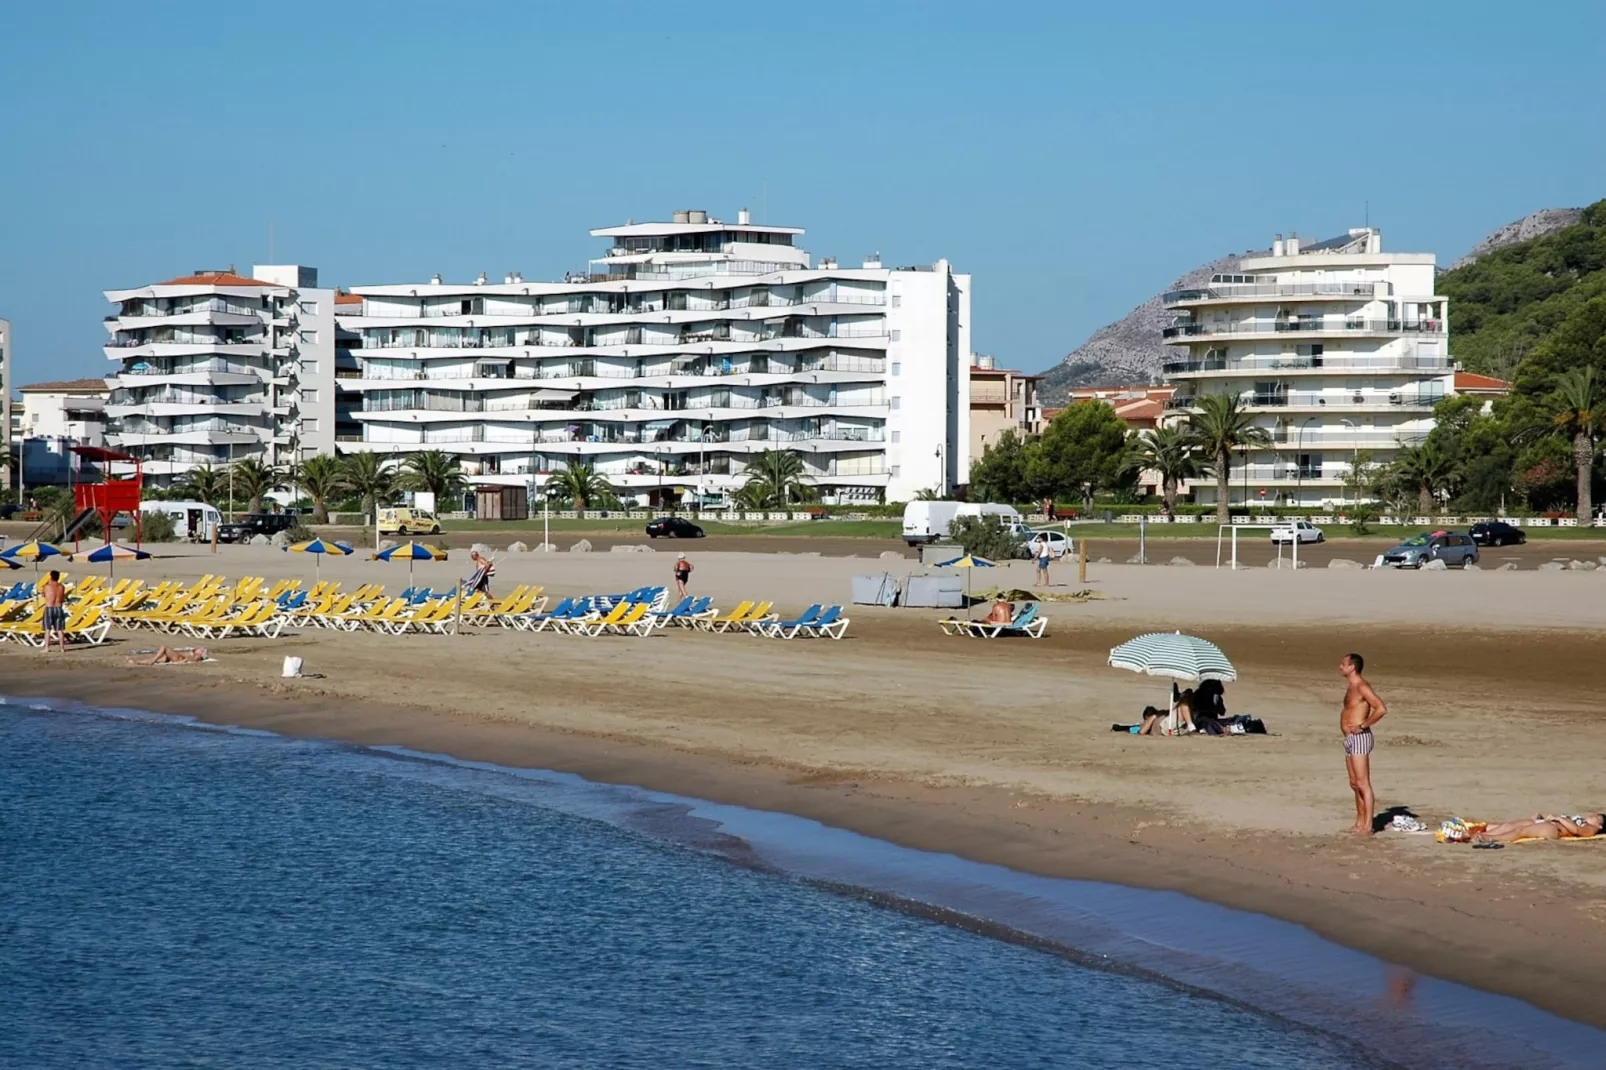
[1339,418,1360,512]
[934,443,946,497]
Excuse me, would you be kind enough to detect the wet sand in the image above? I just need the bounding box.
[8,544,1606,1028]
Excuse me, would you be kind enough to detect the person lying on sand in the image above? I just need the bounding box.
[1138,689,1197,735]
[127,646,211,666]
[1472,812,1604,844]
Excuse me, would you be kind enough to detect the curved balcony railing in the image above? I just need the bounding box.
[1162,354,1452,375]
[1161,282,1384,305]
[1163,319,1445,341]
[1165,392,1444,410]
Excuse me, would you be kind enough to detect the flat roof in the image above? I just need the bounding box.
[19,377,112,393]
[590,221,805,238]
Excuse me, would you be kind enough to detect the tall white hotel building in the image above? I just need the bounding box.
[344,209,970,504]
[102,267,337,482]
[1161,228,1449,507]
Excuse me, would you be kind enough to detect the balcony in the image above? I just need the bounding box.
[1166,392,1444,411]
[1161,282,1384,306]
[1161,319,1445,342]
[1162,354,1452,375]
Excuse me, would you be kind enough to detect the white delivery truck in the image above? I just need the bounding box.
[902,501,1024,546]
[141,500,223,541]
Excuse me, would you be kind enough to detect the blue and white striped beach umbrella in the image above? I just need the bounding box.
[1107,631,1237,682]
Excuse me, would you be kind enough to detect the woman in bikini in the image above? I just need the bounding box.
[673,553,693,598]
[1472,812,1604,844]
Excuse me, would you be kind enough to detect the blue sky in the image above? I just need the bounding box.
[2,1,1603,387]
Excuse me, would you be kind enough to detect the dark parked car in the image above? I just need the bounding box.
[645,516,705,539]
[1469,521,1527,546]
[216,513,300,543]
[0,503,21,520]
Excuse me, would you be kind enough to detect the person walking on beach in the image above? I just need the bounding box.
[672,552,693,599]
[42,569,68,653]
[1033,534,1052,586]
[468,550,496,597]
[1339,652,1388,835]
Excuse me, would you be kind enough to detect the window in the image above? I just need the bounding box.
[301,389,320,403]
[890,329,901,342]
[299,301,319,315]
[890,396,901,410]
[891,296,901,308]
[890,465,900,478]
[301,360,319,375]
[891,361,901,376]
[891,430,901,443]
[300,330,319,344]
[301,418,319,432]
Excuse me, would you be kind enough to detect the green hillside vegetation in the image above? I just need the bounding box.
[1441,200,1606,382]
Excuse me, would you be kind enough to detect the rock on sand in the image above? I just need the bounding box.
[879,550,904,560]
[270,531,292,548]
[471,543,492,554]
[536,542,557,552]
[249,533,271,546]
[1497,562,1520,571]
[1327,558,1363,569]
[1095,556,1113,564]
[378,539,398,550]
[570,539,593,553]
[1567,559,1598,571]
[1125,554,1146,564]
[1421,559,1448,570]
[1168,556,1194,566]
[1268,558,1307,569]
[611,544,652,553]
[506,541,529,553]
[1538,561,1566,571]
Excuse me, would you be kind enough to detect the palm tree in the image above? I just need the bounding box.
[1186,395,1271,523]
[548,460,613,510]
[1133,425,1206,515]
[1549,366,1605,522]
[1389,442,1457,515]
[340,452,397,528]
[230,457,281,514]
[738,449,811,509]
[400,449,467,504]
[174,464,226,505]
[297,454,347,524]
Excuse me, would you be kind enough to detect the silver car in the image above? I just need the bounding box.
[1382,531,1479,569]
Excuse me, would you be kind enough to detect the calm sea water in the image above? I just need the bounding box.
[0,700,1566,1069]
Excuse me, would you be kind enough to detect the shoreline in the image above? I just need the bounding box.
[9,657,1606,1033]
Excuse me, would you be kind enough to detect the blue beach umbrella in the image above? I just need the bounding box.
[373,541,446,583]
[83,542,152,578]
[936,553,996,615]
[2,539,66,574]
[288,537,350,580]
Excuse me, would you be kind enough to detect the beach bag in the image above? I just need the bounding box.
[282,656,304,679]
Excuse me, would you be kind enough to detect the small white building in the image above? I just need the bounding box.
[344,208,970,505]
[1161,228,1449,506]
[101,266,336,484]
[17,377,109,487]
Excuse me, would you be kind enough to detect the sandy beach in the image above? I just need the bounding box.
[7,542,1606,1028]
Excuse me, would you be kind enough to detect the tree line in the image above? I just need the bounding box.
[159,447,828,519]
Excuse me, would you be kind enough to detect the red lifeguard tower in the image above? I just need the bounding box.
[68,446,145,549]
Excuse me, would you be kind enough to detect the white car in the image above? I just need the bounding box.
[1270,519,1324,545]
[1022,530,1073,558]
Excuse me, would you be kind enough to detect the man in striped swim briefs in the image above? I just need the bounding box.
[1339,652,1388,835]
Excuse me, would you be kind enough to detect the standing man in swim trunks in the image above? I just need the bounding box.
[42,569,68,654]
[1339,652,1388,835]
[672,552,693,599]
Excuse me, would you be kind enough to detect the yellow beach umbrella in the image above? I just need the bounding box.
[2,539,67,574]
[288,537,351,580]
[372,541,447,584]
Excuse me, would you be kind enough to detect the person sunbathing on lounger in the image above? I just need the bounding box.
[127,646,211,665]
[981,598,1014,625]
[1471,812,1603,844]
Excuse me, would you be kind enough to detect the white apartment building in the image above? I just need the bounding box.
[16,377,109,487]
[1161,228,1449,506]
[102,267,337,483]
[345,209,970,504]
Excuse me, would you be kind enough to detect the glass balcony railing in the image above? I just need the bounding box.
[1161,282,1384,305]
[1162,319,1445,341]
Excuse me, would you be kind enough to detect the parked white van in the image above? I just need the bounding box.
[902,501,1023,546]
[141,500,222,541]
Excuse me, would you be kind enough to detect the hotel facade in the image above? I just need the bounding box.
[102,267,337,482]
[343,209,970,505]
[1161,228,1449,507]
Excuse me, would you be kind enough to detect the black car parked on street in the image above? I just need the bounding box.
[217,513,300,543]
[1469,521,1527,547]
[645,516,705,539]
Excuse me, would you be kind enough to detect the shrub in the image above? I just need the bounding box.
[284,522,315,543]
[948,515,1025,560]
[141,510,178,542]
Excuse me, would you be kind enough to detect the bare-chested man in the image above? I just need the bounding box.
[42,569,68,654]
[1339,652,1388,834]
